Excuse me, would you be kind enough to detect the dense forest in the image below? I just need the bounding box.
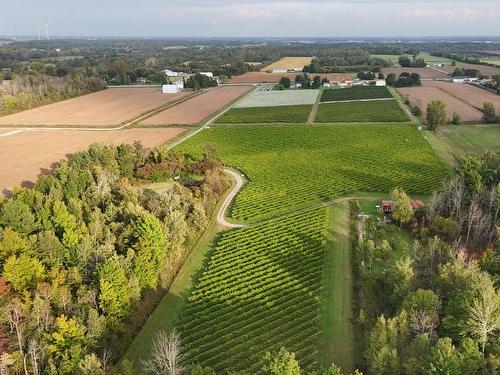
[0,142,228,374]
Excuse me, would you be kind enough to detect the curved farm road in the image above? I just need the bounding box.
[218,169,246,229]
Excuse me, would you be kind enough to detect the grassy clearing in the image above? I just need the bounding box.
[320,203,354,373]
[429,125,500,162]
[216,105,312,124]
[315,100,409,123]
[177,124,448,222]
[321,86,393,102]
[178,209,328,373]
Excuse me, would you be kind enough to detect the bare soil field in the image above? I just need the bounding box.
[0,87,190,127]
[141,86,252,125]
[0,128,185,195]
[423,81,500,113]
[397,86,482,122]
[382,67,449,79]
[227,72,352,84]
[438,63,500,76]
[261,57,315,72]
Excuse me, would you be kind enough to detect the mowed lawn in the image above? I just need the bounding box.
[216,105,312,124]
[315,100,409,123]
[320,86,393,102]
[178,124,448,221]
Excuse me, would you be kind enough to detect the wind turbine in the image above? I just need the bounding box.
[44,22,50,40]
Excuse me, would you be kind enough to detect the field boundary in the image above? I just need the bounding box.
[0,90,202,131]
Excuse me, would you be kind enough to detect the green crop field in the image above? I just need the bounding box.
[217,105,312,124]
[178,208,327,373]
[321,86,393,102]
[178,124,448,222]
[315,100,409,123]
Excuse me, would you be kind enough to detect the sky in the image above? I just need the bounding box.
[2,0,500,38]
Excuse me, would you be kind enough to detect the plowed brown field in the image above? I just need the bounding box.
[423,81,500,113]
[141,86,252,125]
[397,86,482,122]
[0,88,190,127]
[0,128,185,195]
[227,72,352,84]
[382,67,449,79]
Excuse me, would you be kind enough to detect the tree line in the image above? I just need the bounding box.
[0,142,228,374]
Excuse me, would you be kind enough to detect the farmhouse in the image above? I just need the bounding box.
[380,200,424,214]
[164,69,190,78]
[374,79,387,86]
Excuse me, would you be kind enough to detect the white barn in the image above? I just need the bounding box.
[162,81,184,94]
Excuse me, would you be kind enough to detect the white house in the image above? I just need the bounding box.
[199,72,214,78]
[270,68,287,74]
[323,82,332,88]
[164,69,190,78]
[374,79,387,86]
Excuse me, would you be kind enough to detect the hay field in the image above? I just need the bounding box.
[0,87,190,127]
[423,81,500,113]
[0,128,185,195]
[382,67,449,79]
[261,57,314,72]
[235,90,319,108]
[141,86,252,125]
[397,86,482,122]
[228,72,352,84]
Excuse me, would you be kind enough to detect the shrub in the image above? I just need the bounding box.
[451,112,462,125]
[482,102,497,124]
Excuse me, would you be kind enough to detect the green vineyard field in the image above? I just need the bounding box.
[178,124,448,222]
[216,105,312,124]
[315,100,409,123]
[178,209,328,373]
[320,86,393,102]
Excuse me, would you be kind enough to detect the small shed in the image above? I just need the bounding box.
[382,200,393,214]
